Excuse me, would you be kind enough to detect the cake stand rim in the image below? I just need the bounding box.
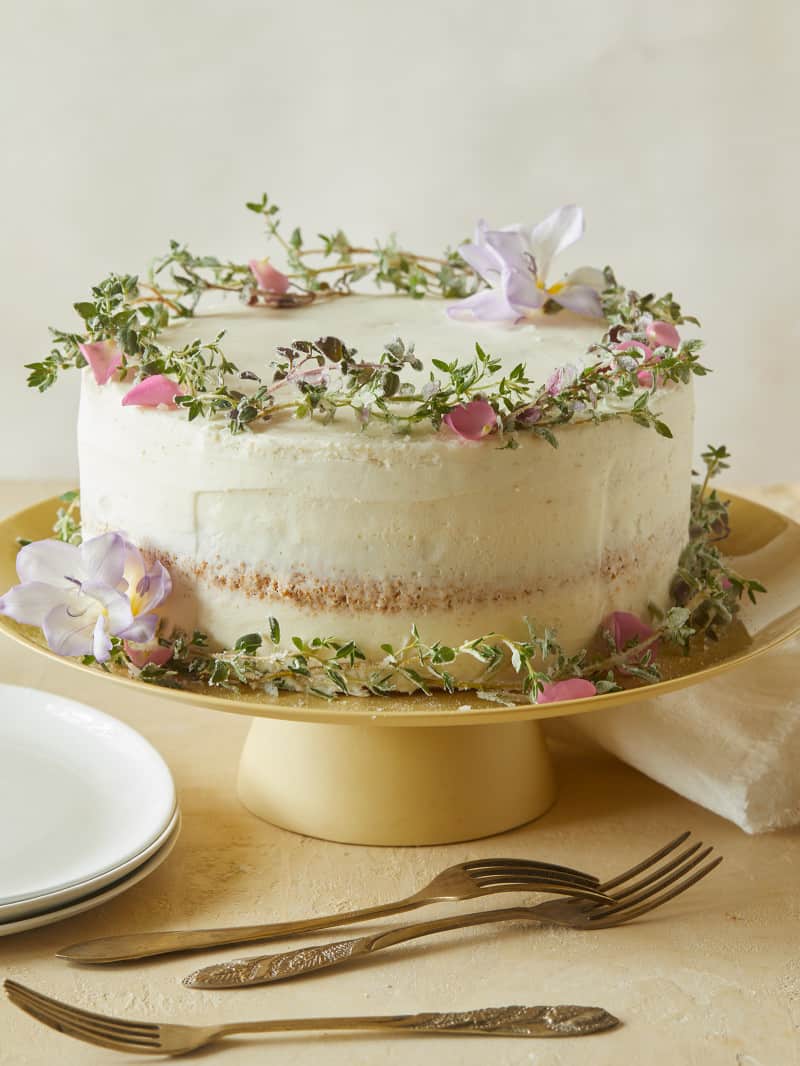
[1,491,798,728]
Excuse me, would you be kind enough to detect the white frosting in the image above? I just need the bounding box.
[78,296,694,676]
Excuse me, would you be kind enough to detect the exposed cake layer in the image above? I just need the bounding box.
[77,297,694,677]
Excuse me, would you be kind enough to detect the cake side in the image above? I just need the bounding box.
[78,298,694,679]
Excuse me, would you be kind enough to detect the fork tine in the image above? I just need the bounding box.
[589,856,723,928]
[468,870,598,887]
[591,846,713,917]
[599,830,692,891]
[5,980,161,1040]
[5,991,159,1053]
[463,858,597,880]
[602,842,704,903]
[4,981,158,1037]
[6,992,158,1048]
[467,863,598,885]
[467,874,610,900]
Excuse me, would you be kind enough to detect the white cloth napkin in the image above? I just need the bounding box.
[547,635,800,834]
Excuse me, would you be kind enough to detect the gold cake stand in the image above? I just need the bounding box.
[2,494,799,846]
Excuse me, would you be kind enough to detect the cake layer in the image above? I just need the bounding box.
[78,296,694,676]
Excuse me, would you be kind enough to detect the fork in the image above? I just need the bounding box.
[184,832,721,989]
[3,982,621,1054]
[57,855,606,963]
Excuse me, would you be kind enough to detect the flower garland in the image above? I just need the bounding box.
[25,197,706,445]
[0,447,765,704]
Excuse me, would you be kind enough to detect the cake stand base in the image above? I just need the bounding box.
[237,716,557,846]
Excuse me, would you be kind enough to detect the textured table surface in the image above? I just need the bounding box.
[1,480,798,1066]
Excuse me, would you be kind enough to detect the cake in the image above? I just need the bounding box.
[6,197,736,701]
[78,296,693,685]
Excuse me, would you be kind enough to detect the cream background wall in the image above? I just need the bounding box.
[0,0,796,482]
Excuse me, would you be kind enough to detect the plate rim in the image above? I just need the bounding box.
[1,492,799,728]
[0,812,181,937]
[0,682,176,904]
[0,805,180,922]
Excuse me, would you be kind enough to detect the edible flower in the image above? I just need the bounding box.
[78,340,123,386]
[249,257,290,294]
[448,206,606,322]
[124,637,173,669]
[603,610,659,664]
[537,678,598,703]
[0,533,171,662]
[612,340,660,387]
[122,375,184,409]
[443,399,498,440]
[645,321,681,350]
[545,363,581,397]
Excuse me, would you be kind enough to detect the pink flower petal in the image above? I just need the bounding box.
[645,321,681,349]
[249,258,290,294]
[122,375,184,409]
[603,611,659,662]
[537,678,597,704]
[124,638,173,669]
[79,340,123,386]
[442,399,498,440]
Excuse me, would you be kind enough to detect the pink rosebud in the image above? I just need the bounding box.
[537,678,598,704]
[645,321,681,349]
[442,399,498,441]
[604,611,659,662]
[122,375,184,409]
[249,258,290,294]
[79,340,123,386]
[124,637,173,669]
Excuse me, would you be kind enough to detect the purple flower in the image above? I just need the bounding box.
[442,399,498,440]
[0,533,172,662]
[448,206,606,323]
[537,678,598,704]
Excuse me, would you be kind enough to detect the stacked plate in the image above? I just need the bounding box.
[0,684,180,936]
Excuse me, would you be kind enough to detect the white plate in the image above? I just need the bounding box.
[0,684,176,906]
[0,813,180,936]
[0,805,180,922]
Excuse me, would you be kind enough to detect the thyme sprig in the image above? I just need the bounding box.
[25,195,705,444]
[244,193,477,300]
[121,446,762,701]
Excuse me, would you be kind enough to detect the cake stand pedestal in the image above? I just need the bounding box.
[2,492,800,847]
[237,716,555,845]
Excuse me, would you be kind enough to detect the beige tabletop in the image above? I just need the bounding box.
[1,480,799,1066]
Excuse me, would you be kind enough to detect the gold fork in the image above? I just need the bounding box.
[3,982,621,1054]
[184,833,720,989]
[58,854,607,964]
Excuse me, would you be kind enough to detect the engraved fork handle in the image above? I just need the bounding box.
[214,1005,619,1039]
[184,905,539,988]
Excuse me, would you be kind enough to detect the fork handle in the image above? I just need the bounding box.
[184,905,537,988]
[56,898,427,964]
[216,1005,619,1039]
